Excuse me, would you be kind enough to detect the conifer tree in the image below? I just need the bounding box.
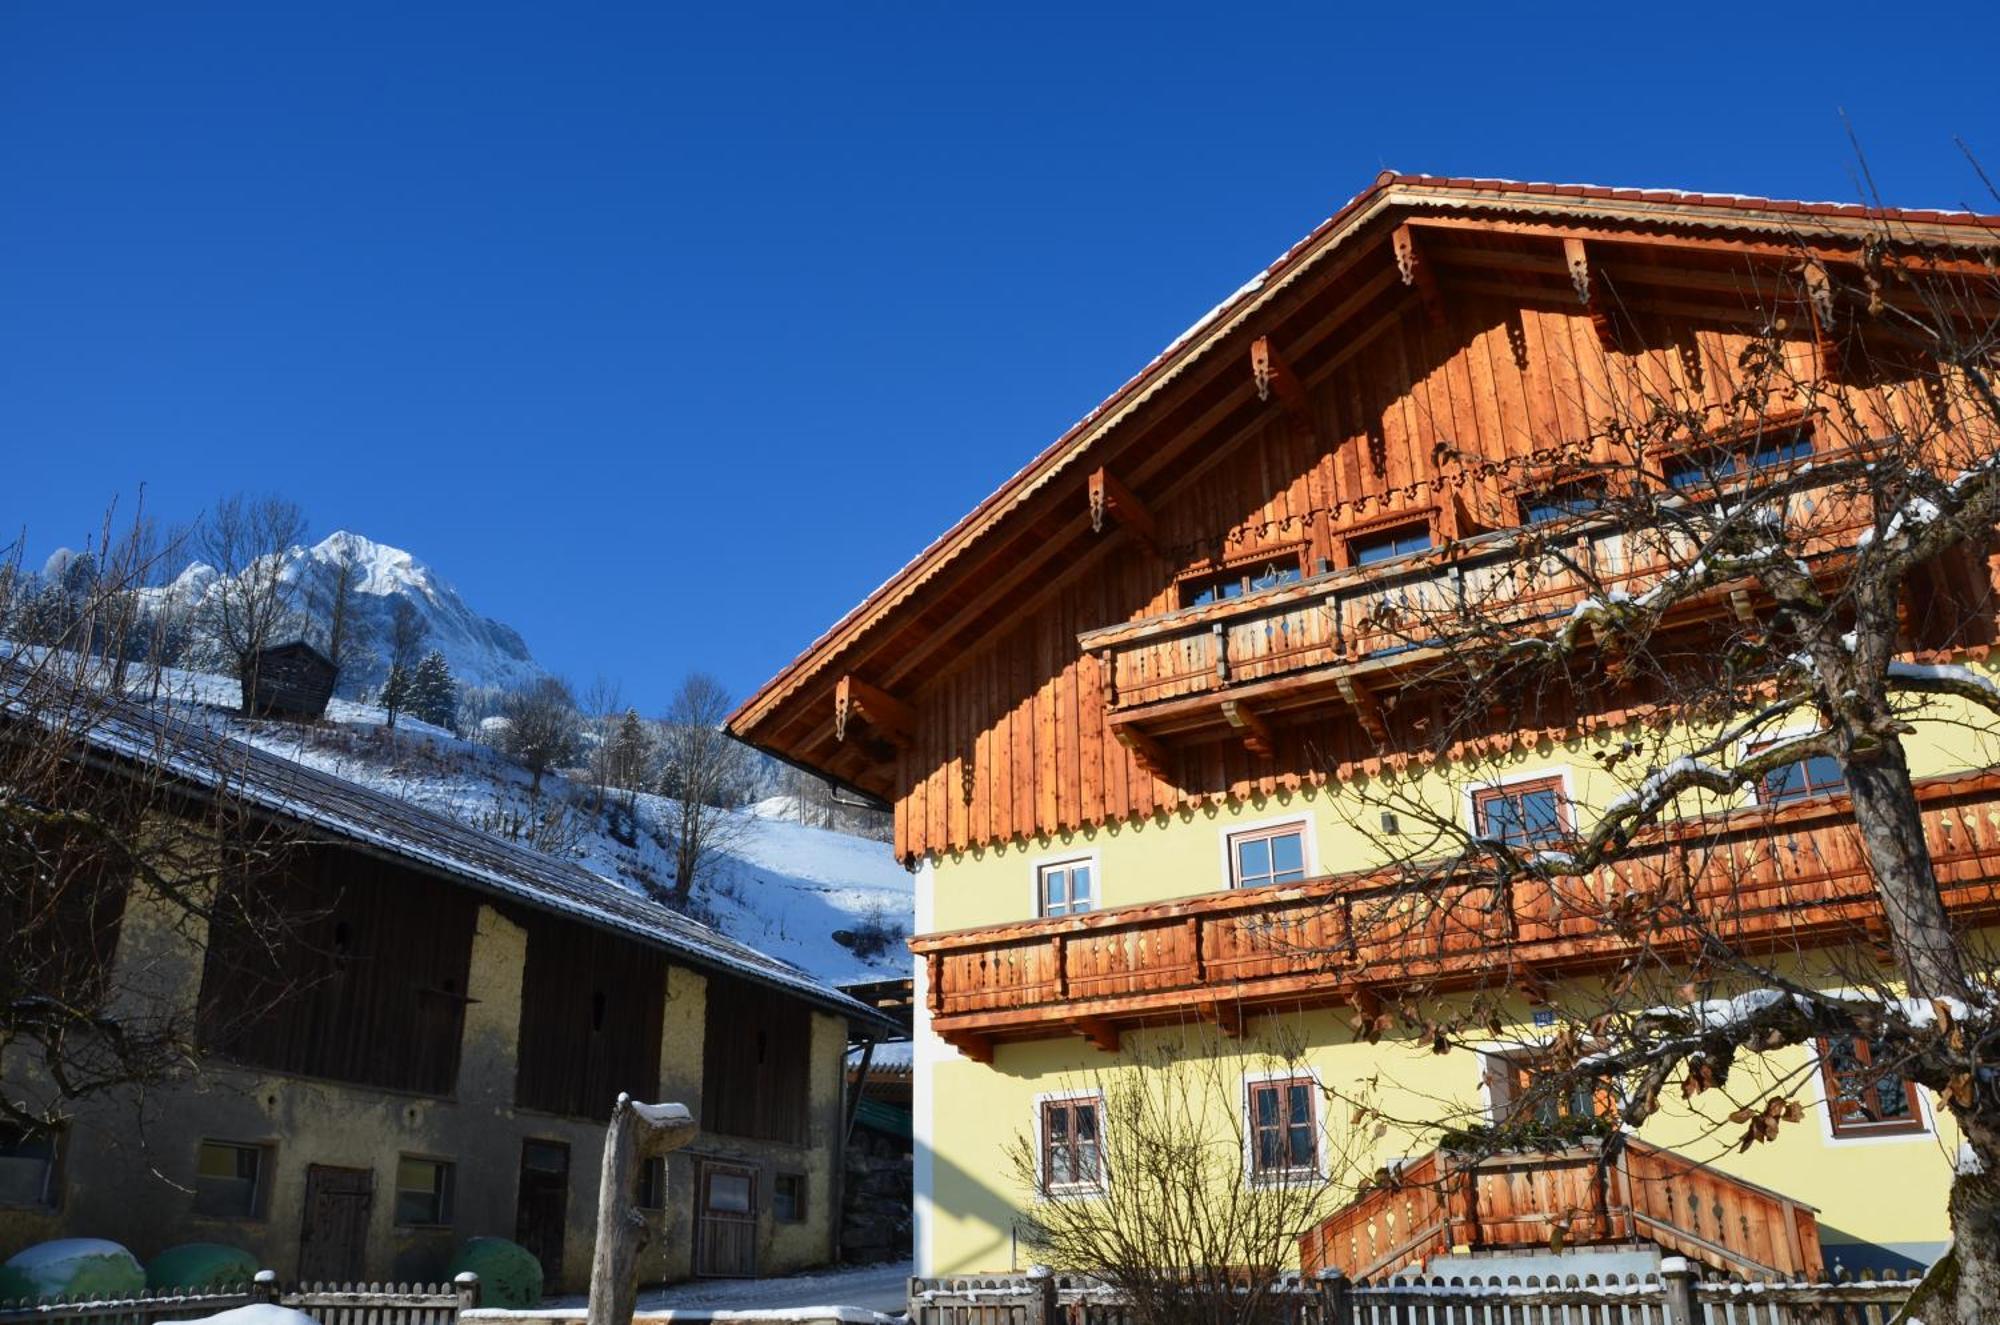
[407,649,458,728]
[379,662,413,729]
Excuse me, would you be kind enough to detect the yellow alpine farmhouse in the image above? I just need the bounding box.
[730,174,2000,1282]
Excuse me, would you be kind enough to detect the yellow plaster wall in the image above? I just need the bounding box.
[916,698,1998,1273]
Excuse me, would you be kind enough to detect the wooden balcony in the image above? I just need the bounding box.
[1081,491,1875,758]
[1300,1138,1824,1281]
[912,769,2000,1058]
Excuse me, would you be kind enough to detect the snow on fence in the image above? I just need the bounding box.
[909,1260,1922,1325]
[0,1271,477,1325]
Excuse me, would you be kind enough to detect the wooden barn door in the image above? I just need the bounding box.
[515,1139,570,1286]
[694,1161,758,1277]
[299,1165,373,1283]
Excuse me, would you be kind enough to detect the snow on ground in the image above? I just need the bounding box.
[542,1260,913,1314]
[112,663,912,987]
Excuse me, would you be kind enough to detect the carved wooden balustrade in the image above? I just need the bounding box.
[1080,482,1893,751]
[1300,1138,1824,1280]
[912,769,2000,1058]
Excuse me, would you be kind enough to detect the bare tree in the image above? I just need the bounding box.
[580,675,625,812]
[379,597,426,730]
[305,535,376,680]
[1007,1030,1358,1325]
[195,493,307,712]
[2,509,299,1137]
[656,673,753,910]
[1299,206,2000,1320]
[497,676,584,795]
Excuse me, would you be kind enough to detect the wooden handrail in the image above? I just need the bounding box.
[1301,1139,1824,1280]
[915,768,2000,1044]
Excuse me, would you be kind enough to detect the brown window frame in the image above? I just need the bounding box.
[1657,421,1816,495]
[1819,1035,1928,1138]
[1471,777,1572,848]
[1037,858,1094,918]
[1175,544,1313,610]
[1484,1049,1617,1127]
[1227,823,1309,890]
[1747,738,1848,805]
[1039,1096,1104,1194]
[1246,1076,1320,1181]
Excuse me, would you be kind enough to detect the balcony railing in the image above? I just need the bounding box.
[1079,489,1874,742]
[1300,1138,1823,1281]
[911,770,2000,1057]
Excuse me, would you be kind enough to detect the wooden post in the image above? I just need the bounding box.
[586,1094,698,1325]
[253,1271,280,1307]
[1659,1256,1697,1325]
[452,1272,480,1316]
[1027,1264,1057,1325]
[1315,1267,1351,1325]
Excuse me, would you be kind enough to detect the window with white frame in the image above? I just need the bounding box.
[1471,776,1570,848]
[1039,1095,1104,1193]
[1749,739,1847,804]
[1038,859,1094,918]
[1228,823,1307,889]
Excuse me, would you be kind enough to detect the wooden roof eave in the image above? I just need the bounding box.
[731,176,2000,779]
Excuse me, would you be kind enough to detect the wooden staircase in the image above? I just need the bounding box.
[1300,1138,1824,1281]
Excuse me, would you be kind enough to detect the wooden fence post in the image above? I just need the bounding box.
[452,1273,480,1316]
[1315,1268,1351,1325]
[1660,1256,1697,1325]
[586,1095,697,1325]
[253,1272,280,1307]
[1027,1265,1056,1325]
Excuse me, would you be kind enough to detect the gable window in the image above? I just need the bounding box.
[0,1126,61,1209]
[1820,1035,1926,1138]
[1038,859,1094,918]
[1751,741,1847,804]
[1349,523,1433,567]
[773,1172,807,1223]
[394,1156,456,1227]
[1472,777,1569,848]
[1664,426,1813,493]
[1040,1096,1103,1193]
[637,1156,666,1210]
[1179,554,1306,608]
[194,1140,267,1219]
[1228,824,1308,889]
[1246,1076,1319,1180]
[1523,482,1604,526]
[1485,1049,1616,1127]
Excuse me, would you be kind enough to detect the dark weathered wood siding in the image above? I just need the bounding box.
[513,910,667,1118]
[701,973,812,1144]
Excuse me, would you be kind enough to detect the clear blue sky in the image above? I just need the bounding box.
[4,4,1994,711]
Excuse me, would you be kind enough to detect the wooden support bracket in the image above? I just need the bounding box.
[1077,1017,1121,1054]
[1562,237,1619,350]
[1392,224,1448,329]
[834,674,914,748]
[1088,467,1161,557]
[1201,1000,1245,1038]
[1802,259,1844,382]
[1220,698,1275,759]
[1115,723,1173,782]
[1335,674,1389,744]
[1250,336,1318,442]
[945,1031,995,1065]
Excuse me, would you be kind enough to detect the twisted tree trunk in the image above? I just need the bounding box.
[586,1095,697,1325]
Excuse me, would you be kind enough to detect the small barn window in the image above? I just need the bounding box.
[0,1125,61,1209]
[194,1140,268,1219]
[637,1157,666,1210]
[395,1156,456,1227]
[773,1173,807,1223]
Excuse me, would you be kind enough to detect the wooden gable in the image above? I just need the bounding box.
[728,175,2000,863]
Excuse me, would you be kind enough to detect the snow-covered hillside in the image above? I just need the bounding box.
[147,531,545,696]
[137,664,912,987]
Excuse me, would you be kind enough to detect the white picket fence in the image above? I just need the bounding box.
[910,1260,1923,1325]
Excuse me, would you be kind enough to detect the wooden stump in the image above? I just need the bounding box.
[586,1094,698,1325]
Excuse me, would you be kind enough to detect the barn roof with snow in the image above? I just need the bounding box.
[47,687,899,1035]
